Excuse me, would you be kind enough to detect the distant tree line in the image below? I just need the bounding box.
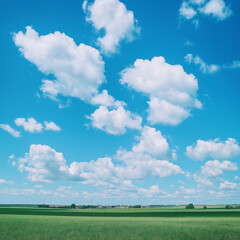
[225,205,240,209]
[38,204,49,208]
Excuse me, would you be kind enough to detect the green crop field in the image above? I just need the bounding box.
[0,206,240,240]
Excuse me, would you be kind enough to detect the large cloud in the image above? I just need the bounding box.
[15,127,183,185]
[83,0,140,54]
[120,56,202,125]
[13,26,105,101]
[186,138,240,160]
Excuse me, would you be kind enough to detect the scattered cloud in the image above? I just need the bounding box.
[185,54,240,73]
[185,54,220,73]
[15,118,43,133]
[0,188,52,196]
[0,124,20,137]
[179,2,197,20]
[186,138,240,160]
[0,179,7,184]
[14,118,61,133]
[120,56,202,126]
[83,0,140,54]
[13,26,105,102]
[219,180,238,190]
[199,0,232,21]
[88,105,142,135]
[44,121,61,131]
[179,0,232,25]
[194,160,238,187]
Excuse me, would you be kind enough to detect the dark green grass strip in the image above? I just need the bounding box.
[0,207,240,218]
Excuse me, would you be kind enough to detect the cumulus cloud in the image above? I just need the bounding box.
[44,121,61,131]
[83,0,140,54]
[0,124,20,137]
[179,0,232,25]
[120,56,202,126]
[13,26,105,102]
[15,118,43,133]
[15,128,183,186]
[131,126,175,159]
[200,160,238,177]
[194,160,238,187]
[89,105,142,135]
[185,54,220,73]
[186,138,240,160]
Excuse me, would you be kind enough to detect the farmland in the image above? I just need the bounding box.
[0,206,240,240]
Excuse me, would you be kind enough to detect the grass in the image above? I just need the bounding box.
[0,207,240,240]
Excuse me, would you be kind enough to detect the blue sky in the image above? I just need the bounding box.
[0,0,240,205]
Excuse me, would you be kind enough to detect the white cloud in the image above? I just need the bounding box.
[120,56,202,126]
[185,54,220,73]
[0,179,6,184]
[194,160,238,187]
[13,26,105,102]
[0,124,20,137]
[219,180,238,190]
[179,0,232,24]
[138,185,162,198]
[83,0,140,54]
[186,138,240,160]
[201,160,238,177]
[90,89,125,107]
[18,144,69,183]
[15,129,183,186]
[235,176,240,181]
[15,118,43,133]
[0,188,51,196]
[89,105,142,135]
[44,121,61,131]
[179,2,197,20]
[185,54,240,73]
[131,126,175,159]
[54,186,79,198]
[199,0,232,20]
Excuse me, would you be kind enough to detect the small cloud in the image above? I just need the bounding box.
[15,118,43,133]
[44,121,61,132]
[0,124,20,138]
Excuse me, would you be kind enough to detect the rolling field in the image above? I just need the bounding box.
[0,207,240,240]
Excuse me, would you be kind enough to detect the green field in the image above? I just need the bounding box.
[0,206,240,240]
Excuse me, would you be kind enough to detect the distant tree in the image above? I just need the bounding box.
[225,205,233,209]
[185,203,194,209]
[132,205,141,208]
[38,204,49,208]
[70,204,76,209]
[203,205,207,209]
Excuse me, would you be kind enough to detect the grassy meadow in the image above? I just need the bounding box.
[0,206,240,240]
